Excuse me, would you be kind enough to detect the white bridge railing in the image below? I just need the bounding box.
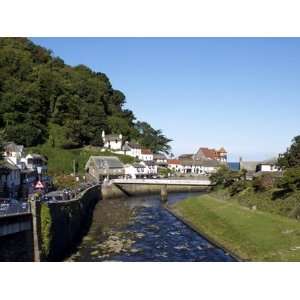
[111,178,212,186]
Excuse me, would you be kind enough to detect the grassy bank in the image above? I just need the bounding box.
[26,144,134,176]
[172,194,300,261]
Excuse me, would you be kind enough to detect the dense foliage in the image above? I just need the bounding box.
[0,38,171,153]
[278,135,300,169]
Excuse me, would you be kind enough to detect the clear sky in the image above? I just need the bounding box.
[31,38,300,161]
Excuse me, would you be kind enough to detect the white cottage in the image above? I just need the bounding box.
[102,131,123,150]
[121,141,142,158]
[140,149,153,161]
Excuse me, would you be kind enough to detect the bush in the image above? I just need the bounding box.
[277,167,300,192]
[230,180,249,196]
[253,174,275,192]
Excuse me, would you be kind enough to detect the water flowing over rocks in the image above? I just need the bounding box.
[67,193,236,262]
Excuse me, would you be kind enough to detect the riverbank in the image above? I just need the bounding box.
[171,193,300,261]
[67,193,235,262]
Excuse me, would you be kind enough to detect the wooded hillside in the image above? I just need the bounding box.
[0,38,171,153]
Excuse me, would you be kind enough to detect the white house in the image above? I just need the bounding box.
[21,153,48,173]
[0,161,21,198]
[3,142,24,167]
[180,159,220,176]
[102,131,123,151]
[121,141,142,159]
[144,161,158,177]
[124,162,147,179]
[256,159,280,173]
[167,159,184,173]
[153,153,168,167]
[140,149,153,161]
[124,161,158,179]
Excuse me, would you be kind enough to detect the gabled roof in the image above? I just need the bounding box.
[3,142,24,153]
[85,156,124,170]
[132,162,146,168]
[128,142,141,149]
[167,159,181,165]
[181,159,220,167]
[141,148,152,155]
[26,153,47,161]
[153,153,167,160]
[178,154,194,160]
[104,134,122,142]
[144,160,156,166]
[195,147,227,161]
[259,158,278,165]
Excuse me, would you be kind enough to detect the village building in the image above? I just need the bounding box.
[194,147,227,162]
[178,154,194,160]
[124,160,158,179]
[102,131,123,151]
[167,159,184,173]
[85,156,124,181]
[21,153,48,173]
[256,159,280,173]
[124,162,147,179]
[153,153,168,167]
[180,159,220,176]
[121,141,142,158]
[140,149,153,161]
[144,160,158,177]
[0,160,21,198]
[3,142,25,167]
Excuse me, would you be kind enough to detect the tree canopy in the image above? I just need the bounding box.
[0,38,171,153]
[278,136,300,169]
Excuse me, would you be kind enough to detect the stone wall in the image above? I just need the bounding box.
[0,230,34,262]
[102,182,209,200]
[40,184,101,261]
[0,213,33,262]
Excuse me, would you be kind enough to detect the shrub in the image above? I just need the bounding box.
[230,180,249,196]
[253,174,275,192]
[277,167,300,192]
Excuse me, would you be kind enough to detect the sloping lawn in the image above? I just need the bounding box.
[172,195,300,261]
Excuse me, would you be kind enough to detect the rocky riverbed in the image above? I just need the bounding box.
[67,193,236,262]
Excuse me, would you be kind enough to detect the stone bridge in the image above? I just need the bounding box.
[111,178,212,186]
[102,178,213,200]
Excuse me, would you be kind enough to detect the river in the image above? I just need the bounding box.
[67,193,236,262]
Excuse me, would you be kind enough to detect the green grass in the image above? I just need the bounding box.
[173,194,300,261]
[26,144,134,176]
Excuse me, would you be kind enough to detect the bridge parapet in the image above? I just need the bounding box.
[111,178,212,186]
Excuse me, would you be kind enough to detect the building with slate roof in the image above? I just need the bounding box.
[85,156,125,181]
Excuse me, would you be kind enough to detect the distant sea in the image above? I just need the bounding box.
[227,162,240,171]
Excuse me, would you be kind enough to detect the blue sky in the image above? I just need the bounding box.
[31,38,300,161]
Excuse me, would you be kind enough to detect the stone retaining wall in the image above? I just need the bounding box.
[40,184,101,261]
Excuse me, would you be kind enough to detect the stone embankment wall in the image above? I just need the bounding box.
[102,182,209,199]
[39,184,101,261]
[0,213,33,262]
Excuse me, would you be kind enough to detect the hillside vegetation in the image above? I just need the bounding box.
[208,135,300,220]
[27,143,134,176]
[0,38,171,153]
[173,195,300,261]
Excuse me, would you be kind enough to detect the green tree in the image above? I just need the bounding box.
[278,136,300,169]
[134,121,172,154]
